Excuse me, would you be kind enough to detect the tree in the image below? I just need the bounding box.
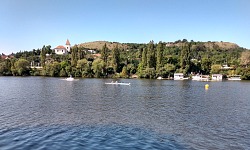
[45,62,61,77]
[77,59,88,71]
[145,68,156,79]
[120,66,128,78]
[100,43,109,76]
[201,57,212,74]
[14,59,30,76]
[241,67,250,80]
[0,59,12,75]
[59,61,69,77]
[91,58,105,78]
[65,66,72,76]
[77,46,85,60]
[180,43,192,74]
[141,47,147,68]
[163,63,176,77]
[71,45,78,67]
[182,39,188,43]
[211,64,222,74]
[40,45,46,67]
[137,47,143,60]
[111,44,120,73]
[77,59,90,77]
[0,61,8,75]
[137,62,145,78]
[240,51,250,67]
[147,41,156,68]
[45,45,52,54]
[156,41,164,75]
[60,61,69,69]
[127,63,136,74]
[101,43,108,64]
[59,68,67,77]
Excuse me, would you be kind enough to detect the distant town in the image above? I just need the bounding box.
[1,39,250,80]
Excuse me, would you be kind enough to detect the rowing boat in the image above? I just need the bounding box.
[105,81,130,85]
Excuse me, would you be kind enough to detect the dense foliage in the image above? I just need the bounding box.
[1,40,250,79]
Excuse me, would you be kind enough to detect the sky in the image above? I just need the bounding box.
[0,0,250,54]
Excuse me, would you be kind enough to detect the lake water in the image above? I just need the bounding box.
[0,77,249,150]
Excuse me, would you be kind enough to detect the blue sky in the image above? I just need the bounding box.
[0,0,250,54]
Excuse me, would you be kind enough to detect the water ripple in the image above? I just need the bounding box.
[0,125,188,150]
[0,77,250,149]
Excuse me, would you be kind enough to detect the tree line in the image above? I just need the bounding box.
[1,40,250,79]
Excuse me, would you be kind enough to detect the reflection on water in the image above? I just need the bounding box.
[0,77,250,149]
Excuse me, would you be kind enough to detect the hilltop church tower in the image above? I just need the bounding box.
[65,39,71,52]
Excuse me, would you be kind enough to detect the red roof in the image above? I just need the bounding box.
[1,54,14,59]
[55,45,66,49]
[93,53,101,58]
[66,39,70,45]
[1,55,7,59]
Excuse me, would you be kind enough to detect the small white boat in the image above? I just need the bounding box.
[227,75,241,81]
[105,81,131,85]
[64,75,78,81]
[157,76,163,80]
[66,77,74,81]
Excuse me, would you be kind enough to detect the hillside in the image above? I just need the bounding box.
[203,42,239,50]
[78,40,242,51]
[2,39,249,79]
[78,41,129,51]
[166,41,240,50]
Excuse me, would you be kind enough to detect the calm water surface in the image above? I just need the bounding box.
[0,77,249,150]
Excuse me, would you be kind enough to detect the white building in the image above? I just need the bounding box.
[211,74,223,81]
[192,74,210,81]
[174,73,188,80]
[88,50,96,54]
[54,39,71,55]
[221,65,233,70]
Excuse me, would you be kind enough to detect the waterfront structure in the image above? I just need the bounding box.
[192,74,210,81]
[211,74,223,81]
[221,64,233,70]
[54,39,71,55]
[227,75,241,81]
[157,76,163,80]
[1,53,14,59]
[174,73,188,80]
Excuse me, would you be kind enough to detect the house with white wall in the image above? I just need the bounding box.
[54,39,71,55]
[211,74,223,81]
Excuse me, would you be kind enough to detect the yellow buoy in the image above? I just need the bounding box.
[205,84,209,89]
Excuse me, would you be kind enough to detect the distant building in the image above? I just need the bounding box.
[192,74,210,81]
[1,53,14,59]
[88,50,96,54]
[92,53,101,59]
[174,73,184,80]
[221,64,233,70]
[211,74,223,81]
[166,42,174,47]
[54,39,71,55]
[131,74,138,78]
